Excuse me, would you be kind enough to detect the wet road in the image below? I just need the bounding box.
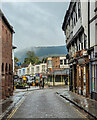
[10,88,86,119]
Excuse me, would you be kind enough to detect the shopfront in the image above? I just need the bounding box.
[91,61,97,100]
[72,50,90,97]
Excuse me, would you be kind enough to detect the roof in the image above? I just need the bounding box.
[0,9,15,33]
[21,64,28,68]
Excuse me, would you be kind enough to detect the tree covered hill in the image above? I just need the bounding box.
[15,45,68,63]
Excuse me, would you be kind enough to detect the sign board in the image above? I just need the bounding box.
[83,51,88,56]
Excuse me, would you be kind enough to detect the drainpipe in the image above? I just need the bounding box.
[88,0,92,97]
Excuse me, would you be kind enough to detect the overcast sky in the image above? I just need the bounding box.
[1,2,69,51]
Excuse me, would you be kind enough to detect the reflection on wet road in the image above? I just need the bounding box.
[10,88,87,119]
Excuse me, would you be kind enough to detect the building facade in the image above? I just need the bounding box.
[17,63,47,77]
[0,10,14,99]
[88,1,97,100]
[47,56,69,86]
[62,1,90,97]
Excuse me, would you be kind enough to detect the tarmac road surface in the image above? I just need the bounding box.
[8,88,88,119]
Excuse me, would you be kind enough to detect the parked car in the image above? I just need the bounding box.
[27,79,34,86]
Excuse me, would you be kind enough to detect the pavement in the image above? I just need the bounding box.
[0,86,40,120]
[14,86,40,93]
[1,86,97,119]
[57,86,97,119]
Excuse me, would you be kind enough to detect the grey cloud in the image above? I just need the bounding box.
[2,2,68,51]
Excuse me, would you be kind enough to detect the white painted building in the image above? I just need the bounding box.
[35,63,47,74]
[60,56,69,69]
[89,0,97,100]
[62,1,90,97]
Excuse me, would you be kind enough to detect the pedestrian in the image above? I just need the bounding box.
[39,79,42,89]
[42,78,44,88]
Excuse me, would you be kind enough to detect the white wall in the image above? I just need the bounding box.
[81,1,88,48]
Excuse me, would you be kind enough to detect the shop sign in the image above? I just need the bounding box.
[83,51,88,56]
[76,49,87,57]
[78,59,85,64]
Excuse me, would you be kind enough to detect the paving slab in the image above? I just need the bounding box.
[57,88,97,119]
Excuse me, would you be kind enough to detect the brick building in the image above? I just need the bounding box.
[47,56,69,86]
[0,10,15,99]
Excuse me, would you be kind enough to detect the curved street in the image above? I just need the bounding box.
[8,88,87,119]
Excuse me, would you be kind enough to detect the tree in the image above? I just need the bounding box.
[24,51,40,65]
[14,57,19,64]
[14,57,19,74]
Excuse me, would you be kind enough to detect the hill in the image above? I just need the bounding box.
[15,45,68,62]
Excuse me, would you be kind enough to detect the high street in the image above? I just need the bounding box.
[6,87,88,119]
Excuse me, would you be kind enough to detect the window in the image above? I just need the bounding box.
[32,68,34,73]
[23,69,25,74]
[84,34,87,49]
[42,65,45,72]
[36,66,39,73]
[77,46,78,51]
[5,63,7,72]
[48,60,52,65]
[80,34,83,50]
[74,4,77,22]
[19,70,21,75]
[81,43,83,50]
[48,60,52,68]
[60,60,63,65]
[92,65,96,91]
[78,2,81,18]
[9,64,11,72]
[96,65,97,91]
[27,68,29,74]
[79,44,80,51]
[74,17,76,26]
[64,59,66,65]
[71,14,73,28]
[2,63,4,73]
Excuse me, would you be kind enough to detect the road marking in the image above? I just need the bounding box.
[72,105,88,119]
[56,93,89,119]
[7,96,26,120]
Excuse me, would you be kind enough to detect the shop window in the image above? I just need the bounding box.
[96,65,97,91]
[92,65,96,91]
[94,65,96,91]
